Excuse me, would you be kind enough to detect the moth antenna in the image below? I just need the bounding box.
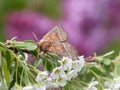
[32,32,39,42]
[11,37,18,41]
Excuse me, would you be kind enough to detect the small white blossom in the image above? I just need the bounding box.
[104,77,120,90]
[55,75,67,87]
[24,53,28,61]
[104,89,111,90]
[17,53,28,61]
[36,71,48,82]
[0,83,1,88]
[0,83,8,90]
[66,70,78,81]
[51,66,65,79]
[59,57,73,70]
[51,83,59,88]
[113,77,120,89]
[34,85,46,90]
[22,85,46,90]
[43,78,52,88]
[86,81,98,90]
[72,56,85,72]
[22,86,34,90]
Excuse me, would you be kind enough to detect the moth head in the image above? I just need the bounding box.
[38,40,53,52]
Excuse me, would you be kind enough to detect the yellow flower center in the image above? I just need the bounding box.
[62,59,67,65]
[58,77,63,82]
[55,69,60,74]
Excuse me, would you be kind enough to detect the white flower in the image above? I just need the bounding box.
[78,56,85,68]
[51,83,59,88]
[24,53,28,61]
[55,75,67,87]
[104,77,120,90]
[36,71,48,82]
[33,85,46,90]
[0,83,8,90]
[22,86,34,90]
[18,55,22,59]
[0,82,1,86]
[72,56,85,72]
[18,53,28,61]
[104,89,111,90]
[43,78,52,88]
[86,81,98,90]
[66,70,78,81]
[51,66,65,79]
[22,85,46,90]
[59,57,73,70]
[113,77,120,89]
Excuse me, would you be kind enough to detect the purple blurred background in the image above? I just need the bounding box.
[3,0,120,56]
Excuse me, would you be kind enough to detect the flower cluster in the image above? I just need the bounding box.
[35,56,85,89]
[104,77,120,90]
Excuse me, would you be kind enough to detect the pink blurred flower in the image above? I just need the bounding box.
[62,0,120,55]
[6,0,120,56]
[6,11,57,40]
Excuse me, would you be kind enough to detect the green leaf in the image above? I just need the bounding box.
[11,40,37,51]
[0,42,7,51]
[42,58,53,71]
[3,58,10,88]
[89,66,103,75]
[34,59,42,68]
[42,56,54,71]
[45,60,53,71]
[113,61,120,75]
[4,50,11,70]
[78,67,93,83]
[103,59,111,65]
[30,49,39,60]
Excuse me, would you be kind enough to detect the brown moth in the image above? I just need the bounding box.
[38,24,78,59]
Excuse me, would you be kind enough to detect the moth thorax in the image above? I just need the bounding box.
[39,41,52,51]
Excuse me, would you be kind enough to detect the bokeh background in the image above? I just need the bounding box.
[0,0,120,56]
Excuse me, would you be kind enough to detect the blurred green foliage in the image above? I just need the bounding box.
[37,0,61,18]
[100,37,120,57]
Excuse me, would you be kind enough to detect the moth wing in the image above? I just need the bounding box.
[40,24,68,42]
[63,42,78,58]
[48,42,78,59]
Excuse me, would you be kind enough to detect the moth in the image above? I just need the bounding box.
[38,24,78,59]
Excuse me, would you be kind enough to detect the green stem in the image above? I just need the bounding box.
[89,69,104,90]
[20,67,25,86]
[16,59,18,83]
